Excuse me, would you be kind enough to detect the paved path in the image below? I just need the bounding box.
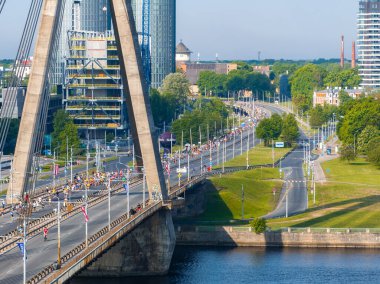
[258,103,309,219]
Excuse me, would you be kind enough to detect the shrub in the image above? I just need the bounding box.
[250,218,267,234]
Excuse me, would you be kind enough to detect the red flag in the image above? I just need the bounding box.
[81,206,89,223]
[54,164,59,176]
[165,162,171,174]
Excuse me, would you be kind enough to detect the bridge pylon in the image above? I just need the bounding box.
[7,0,167,203]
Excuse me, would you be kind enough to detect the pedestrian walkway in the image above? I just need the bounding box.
[314,136,340,184]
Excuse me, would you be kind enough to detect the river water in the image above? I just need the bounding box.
[71,246,380,284]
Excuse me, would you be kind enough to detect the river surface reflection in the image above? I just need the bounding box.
[71,246,380,283]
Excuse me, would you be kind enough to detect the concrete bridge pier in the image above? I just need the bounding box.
[79,208,176,277]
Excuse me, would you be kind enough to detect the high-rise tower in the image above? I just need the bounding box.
[132,0,176,89]
[80,0,111,32]
[358,0,380,89]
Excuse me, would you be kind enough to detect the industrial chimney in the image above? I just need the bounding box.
[351,41,356,68]
[340,35,345,68]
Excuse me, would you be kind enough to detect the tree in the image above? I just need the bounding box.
[52,110,70,149]
[309,105,325,129]
[340,144,357,162]
[339,90,353,106]
[271,62,299,78]
[290,64,325,111]
[58,120,81,155]
[160,72,190,106]
[250,218,267,234]
[279,75,290,98]
[225,74,245,93]
[323,68,361,88]
[281,114,299,146]
[150,88,175,127]
[338,98,380,144]
[171,98,228,144]
[367,137,380,166]
[197,71,227,96]
[245,72,272,93]
[271,114,283,138]
[357,125,380,154]
[256,115,283,146]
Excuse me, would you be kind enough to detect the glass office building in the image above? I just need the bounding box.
[80,0,111,32]
[358,0,380,89]
[55,0,175,88]
[132,0,176,89]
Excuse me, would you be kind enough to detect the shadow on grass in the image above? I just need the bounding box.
[175,180,238,226]
[292,195,380,227]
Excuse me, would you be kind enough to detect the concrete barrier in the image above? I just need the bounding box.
[175,226,380,249]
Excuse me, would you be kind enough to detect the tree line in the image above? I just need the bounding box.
[337,97,380,166]
[197,69,273,97]
[256,113,299,147]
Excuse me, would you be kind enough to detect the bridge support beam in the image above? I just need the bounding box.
[110,0,167,200]
[80,208,176,277]
[8,0,167,202]
[6,0,60,204]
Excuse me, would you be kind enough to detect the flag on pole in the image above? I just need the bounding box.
[17,242,25,256]
[165,162,171,174]
[123,183,129,192]
[81,206,89,222]
[53,164,59,176]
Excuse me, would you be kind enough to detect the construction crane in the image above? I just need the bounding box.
[141,0,151,88]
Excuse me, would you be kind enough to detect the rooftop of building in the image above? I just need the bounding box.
[176,41,192,54]
[315,87,364,94]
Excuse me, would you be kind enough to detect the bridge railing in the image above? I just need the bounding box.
[27,201,163,284]
[175,226,380,235]
[0,179,142,255]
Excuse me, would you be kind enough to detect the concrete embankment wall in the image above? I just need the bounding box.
[175,226,380,249]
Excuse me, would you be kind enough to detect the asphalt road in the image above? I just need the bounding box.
[259,103,309,219]
[0,111,263,283]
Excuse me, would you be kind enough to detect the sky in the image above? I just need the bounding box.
[0,0,358,60]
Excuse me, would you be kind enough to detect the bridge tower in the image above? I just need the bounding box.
[7,0,167,203]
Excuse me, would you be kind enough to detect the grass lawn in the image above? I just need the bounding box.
[268,158,380,229]
[195,168,283,222]
[216,143,292,168]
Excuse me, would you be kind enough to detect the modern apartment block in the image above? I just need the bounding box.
[132,0,176,88]
[358,0,380,89]
[63,30,125,134]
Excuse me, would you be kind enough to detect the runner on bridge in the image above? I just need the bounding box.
[43,227,48,241]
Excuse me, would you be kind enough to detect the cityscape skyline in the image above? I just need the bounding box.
[0,0,357,60]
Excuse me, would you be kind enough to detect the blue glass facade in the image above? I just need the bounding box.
[132,0,176,89]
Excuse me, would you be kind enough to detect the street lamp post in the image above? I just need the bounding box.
[272,139,275,168]
[70,146,73,184]
[85,184,88,248]
[23,217,26,284]
[240,127,243,155]
[187,150,190,182]
[127,170,130,218]
[66,136,69,179]
[142,169,146,208]
[222,139,225,173]
[108,176,111,231]
[312,162,316,205]
[57,197,61,268]
[86,144,89,180]
[286,190,289,218]
[246,127,250,170]
[233,115,235,158]
[241,184,244,220]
